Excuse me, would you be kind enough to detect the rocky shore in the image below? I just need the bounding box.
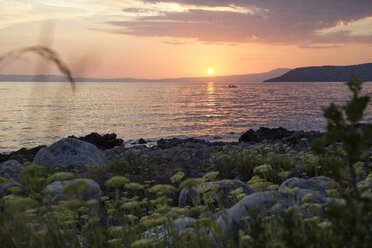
[1,127,370,247]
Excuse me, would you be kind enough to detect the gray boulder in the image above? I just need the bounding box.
[179,179,253,208]
[0,179,25,195]
[34,138,109,169]
[215,189,330,244]
[46,178,102,203]
[46,178,102,213]
[144,217,196,240]
[0,160,23,181]
[279,177,335,195]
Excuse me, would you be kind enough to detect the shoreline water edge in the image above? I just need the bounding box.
[0,127,321,164]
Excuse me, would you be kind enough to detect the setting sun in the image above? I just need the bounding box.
[208,68,215,75]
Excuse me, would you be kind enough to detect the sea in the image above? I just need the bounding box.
[1,81,372,152]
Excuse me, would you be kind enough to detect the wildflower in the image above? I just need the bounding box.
[278,171,291,179]
[0,176,8,183]
[47,172,74,184]
[253,164,272,174]
[150,195,172,207]
[149,184,177,195]
[248,176,274,191]
[318,220,332,229]
[3,195,38,212]
[126,182,144,191]
[131,238,155,248]
[108,238,122,247]
[7,185,22,194]
[300,203,322,211]
[197,217,213,227]
[101,196,109,201]
[78,206,89,213]
[237,193,246,201]
[186,206,204,218]
[202,171,219,182]
[105,176,129,188]
[301,193,314,202]
[63,179,90,196]
[107,209,117,216]
[280,187,299,194]
[126,214,138,222]
[122,200,141,210]
[229,187,244,196]
[271,203,281,211]
[267,184,279,191]
[108,226,123,236]
[304,216,320,223]
[179,178,203,190]
[86,199,98,208]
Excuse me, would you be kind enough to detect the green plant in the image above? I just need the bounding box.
[312,74,372,199]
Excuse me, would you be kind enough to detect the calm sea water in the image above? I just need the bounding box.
[1,81,372,152]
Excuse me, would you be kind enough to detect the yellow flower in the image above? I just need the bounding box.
[105,176,129,188]
[202,171,219,182]
[170,171,185,183]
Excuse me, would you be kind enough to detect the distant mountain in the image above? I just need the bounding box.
[160,68,291,83]
[0,74,150,83]
[265,63,372,82]
[0,68,290,83]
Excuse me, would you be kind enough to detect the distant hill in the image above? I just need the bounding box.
[0,74,149,83]
[161,68,290,83]
[0,68,290,83]
[265,63,372,82]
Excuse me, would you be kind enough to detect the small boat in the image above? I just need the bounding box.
[229,84,238,88]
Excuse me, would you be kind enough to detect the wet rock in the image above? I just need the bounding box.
[239,127,322,148]
[0,160,23,181]
[157,138,207,149]
[69,132,124,150]
[34,138,109,169]
[282,130,322,147]
[0,145,46,164]
[239,127,294,143]
[138,138,147,144]
[178,179,254,208]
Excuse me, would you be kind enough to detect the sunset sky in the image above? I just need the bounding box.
[1,0,372,78]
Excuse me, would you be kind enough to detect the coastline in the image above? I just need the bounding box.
[0,127,322,164]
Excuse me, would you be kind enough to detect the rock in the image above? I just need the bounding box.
[178,180,254,208]
[138,138,147,144]
[279,177,334,196]
[282,130,322,147]
[33,138,109,169]
[308,176,336,192]
[144,217,196,240]
[157,138,207,149]
[215,189,330,244]
[239,127,294,143]
[103,146,128,162]
[69,132,124,150]
[0,179,25,195]
[46,179,102,212]
[0,145,46,164]
[0,160,23,181]
[239,127,322,148]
